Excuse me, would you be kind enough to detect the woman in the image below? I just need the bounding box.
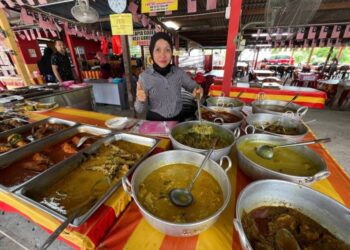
[37,47,55,82]
[95,51,113,79]
[135,32,202,121]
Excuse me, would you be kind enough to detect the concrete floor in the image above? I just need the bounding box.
[0,105,349,250]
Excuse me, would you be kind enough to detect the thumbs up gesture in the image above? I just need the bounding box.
[136,81,146,102]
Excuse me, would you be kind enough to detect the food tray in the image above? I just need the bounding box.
[15,133,159,227]
[0,117,78,158]
[0,125,111,192]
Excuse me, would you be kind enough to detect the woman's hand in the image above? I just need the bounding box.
[136,81,147,102]
[192,86,203,99]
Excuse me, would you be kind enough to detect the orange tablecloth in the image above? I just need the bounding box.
[209,85,327,109]
[1,107,349,250]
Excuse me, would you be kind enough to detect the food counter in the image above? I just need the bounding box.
[0,107,349,249]
[209,84,327,109]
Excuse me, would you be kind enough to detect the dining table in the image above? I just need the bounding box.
[0,107,349,249]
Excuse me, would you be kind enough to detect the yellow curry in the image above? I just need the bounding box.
[137,164,223,223]
[238,140,320,176]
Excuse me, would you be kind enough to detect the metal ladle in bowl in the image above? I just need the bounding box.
[169,145,216,207]
[255,138,331,160]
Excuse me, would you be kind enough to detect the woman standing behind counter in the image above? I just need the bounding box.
[135,32,202,121]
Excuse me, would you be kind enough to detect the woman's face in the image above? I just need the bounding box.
[153,39,172,68]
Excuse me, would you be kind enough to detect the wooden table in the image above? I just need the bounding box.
[0,107,349,249]
[210,85,327,109]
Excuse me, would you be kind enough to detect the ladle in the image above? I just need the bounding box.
[169,146,215,207]
[275,228,301,250]
[196,89,202,121]
[284,93,300,110]
[255,138,331,160]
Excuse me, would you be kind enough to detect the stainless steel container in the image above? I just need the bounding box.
[234,180,350,250]
[170,121,239,162]
[0,117,78,159]
[246,113,308,141]
[122,150,232,237]
[207,96,245,112]
[0,125,111,192]
[15,133,159,227]
[252,99,308,117]
[197,107,244,130]
[236,134,329,185]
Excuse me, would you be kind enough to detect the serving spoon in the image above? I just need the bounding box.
[255,138,331,160]
[169,141,216,207]
[283,93,300,111]
[275,228,301,250]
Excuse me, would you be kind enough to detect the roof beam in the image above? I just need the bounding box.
[243,1,350,16]
[160,10,225,21]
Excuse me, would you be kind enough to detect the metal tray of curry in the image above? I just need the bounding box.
[0,117,77,157]
[0,125,111,192]
[15,133,159,227]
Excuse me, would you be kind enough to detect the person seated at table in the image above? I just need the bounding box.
[95,51,113,79]
[329,57,338,77]
[135,32,202,121]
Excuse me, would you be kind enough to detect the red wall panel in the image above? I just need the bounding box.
[17,39,42,64]
[69,36,100,60]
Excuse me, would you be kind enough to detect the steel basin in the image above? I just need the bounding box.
[235,133,329,185]
[234,180,350,250]
[252,99,307,117]
[246,113,308,141]
[197,107,244,130]
[207,96,245,112]
[170,121,239,162]
[122,150,232,237]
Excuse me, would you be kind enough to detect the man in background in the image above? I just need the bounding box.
[51,40,74,83]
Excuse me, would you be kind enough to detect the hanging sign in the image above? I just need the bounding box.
[141,0,178,13]
[132,29,155,46]
[110,14,133,35]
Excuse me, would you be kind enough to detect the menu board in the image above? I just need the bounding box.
[141,0,178,13]
[132,29,155,46]
[110,14,133,35]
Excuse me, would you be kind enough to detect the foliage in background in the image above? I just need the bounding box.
[271,47,350,65]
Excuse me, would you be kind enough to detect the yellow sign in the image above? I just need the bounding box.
[110,14,133,35]
[141,0,178,13]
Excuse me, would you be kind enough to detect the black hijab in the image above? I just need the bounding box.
[149,32,173,76]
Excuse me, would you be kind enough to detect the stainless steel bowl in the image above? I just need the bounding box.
[252,99,307,117]
[207,96,245,112]
[246,113,308,141]
[170,121,239,162]
[234,180,350,250]
[122,150,232,237]
[197,107,244,130]
[236,134,329,185]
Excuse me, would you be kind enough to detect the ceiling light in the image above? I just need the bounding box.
[163,21,180,30]
[252,33,291,37]
[256,44,272,47]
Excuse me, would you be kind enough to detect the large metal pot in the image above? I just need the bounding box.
[122,150,232,237]
[196,107,244,130]
[207,96,245,112]
[246,113,308,141]
[234,180,350,250]
[252,99,308,117]
[236,133,329,185]
[170,121,239,162]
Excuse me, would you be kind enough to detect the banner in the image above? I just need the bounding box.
[141,0,178,13]
[331,25,341,39]
[308,26,317,40]
[110,14,133,35]
[132,29,155,46]
[187,0,196,13]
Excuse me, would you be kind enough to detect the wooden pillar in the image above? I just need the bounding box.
[306,47,315,66]
[140,45,145,69]
[121,35,136,117]
[254,48,260,69]
[0,9,34,85]
[289,48,295,65]
[174,33,179,66]
[222,0,243,96]
[337,47,344,60]
[63,26,82,82]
